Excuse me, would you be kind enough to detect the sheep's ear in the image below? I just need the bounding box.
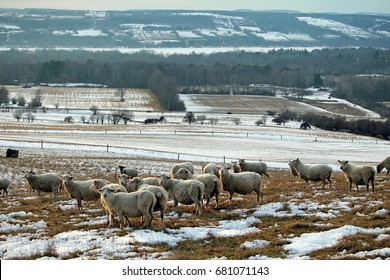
[97,188,103,193]
[345,161,349,164]
[69,176,73,180]
[338,160,341,163]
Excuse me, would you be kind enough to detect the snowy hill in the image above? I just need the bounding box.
[0,9,389,49]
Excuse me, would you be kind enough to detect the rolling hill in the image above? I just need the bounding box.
[0,9,389,50]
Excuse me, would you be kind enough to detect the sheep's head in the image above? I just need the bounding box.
[218,166,229,178]
[174,168,191,179]
[97,186,114,199]
[238,159,246,167]
[338,160,349,171]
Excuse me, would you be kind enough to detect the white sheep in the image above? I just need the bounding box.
[219,166,263,204]
[90,180,127,225]
[63,175,103,211]
[159,174,204,215]
[97,186,156,229]
[0,178,11,196]
[118,174,159,190]
[377,156,390,175]
[23,171,63,198]
[126,177,168,224]
[170,162,194,178]
[202,162,219,177]
[118,165,138,178]
[174,167,221,209]
[288,158,333,188]
[238,159,269,178]
[338,160,376,192]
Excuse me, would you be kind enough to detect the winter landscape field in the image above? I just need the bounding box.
[0,85,389,260]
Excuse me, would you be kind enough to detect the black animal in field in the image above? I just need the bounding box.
[6,149,19,158]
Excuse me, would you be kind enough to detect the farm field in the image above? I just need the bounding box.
[0,85,389,260]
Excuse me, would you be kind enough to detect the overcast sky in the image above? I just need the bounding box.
[1,0,389,14]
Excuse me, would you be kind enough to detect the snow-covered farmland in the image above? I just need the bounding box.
[0,85,389,260]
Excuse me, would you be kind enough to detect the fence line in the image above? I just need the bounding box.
[0,138,231,164]
[0,127,386,145]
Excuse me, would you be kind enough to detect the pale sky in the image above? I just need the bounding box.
[1,0,389,14]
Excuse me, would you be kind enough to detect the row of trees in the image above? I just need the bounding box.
[270,109,390,140]
[0,48,389,113]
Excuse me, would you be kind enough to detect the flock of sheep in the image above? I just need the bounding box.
[1,156,389,230]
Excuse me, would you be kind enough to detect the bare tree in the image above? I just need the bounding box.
[13,109,23,122]
[183,111,196,124]
[116,88,126,102]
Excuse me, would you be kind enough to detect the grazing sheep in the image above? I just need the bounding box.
[63,175,109,211]
[97,186,156,229]
[288,158,333,188]
[126,177,168,223]
[202,162,219,177]
[170,162,194,178]
[338,160,375,192]
[118,165,138,178]
[219,166,263,204]
[159,174,204,215]
[377,156,390,175]
[23,171,63,198]
[0,178,11,196]
[230,161,241,173]
[238,159,269,178]
[174,167,221,208]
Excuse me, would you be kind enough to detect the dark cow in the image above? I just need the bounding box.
[6,149,19,158]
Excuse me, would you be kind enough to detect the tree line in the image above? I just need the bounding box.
[0,48,389,115]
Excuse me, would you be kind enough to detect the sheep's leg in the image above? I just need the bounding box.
[196,200,202,215]
[77,198,82,211]
[123,214,131,228]
[174,199,179,213]
[215,193,220,209]
[229,192,234,203]
[142,212,152,228]
[108,212,115,228]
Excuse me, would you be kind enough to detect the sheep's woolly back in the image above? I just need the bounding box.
[202,163,219,176]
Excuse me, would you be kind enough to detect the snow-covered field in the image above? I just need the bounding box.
[0,85,389,260]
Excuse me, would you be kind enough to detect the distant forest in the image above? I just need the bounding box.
[0,48,389,114]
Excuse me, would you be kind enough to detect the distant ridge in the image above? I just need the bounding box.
[0,8,388,49]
